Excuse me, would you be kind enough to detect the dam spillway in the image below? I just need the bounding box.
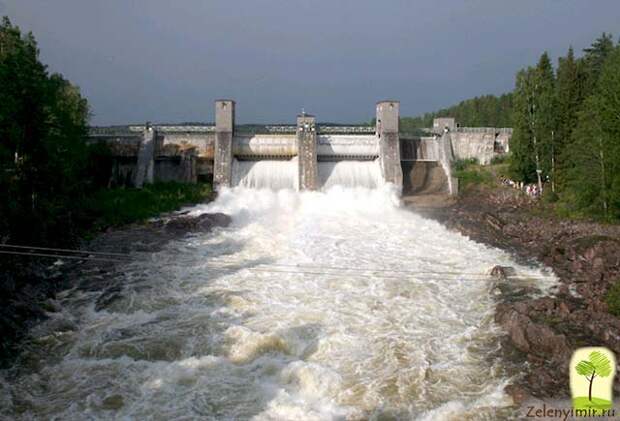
[231,134,383,190]
[0,188,557,419]
[215,101,401,192]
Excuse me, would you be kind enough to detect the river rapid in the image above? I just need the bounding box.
[0,187,556,420]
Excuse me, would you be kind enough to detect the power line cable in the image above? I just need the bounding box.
[0,244,131,258]
[0,250,128,263]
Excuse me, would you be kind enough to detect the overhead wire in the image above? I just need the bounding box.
[0,244,554,280]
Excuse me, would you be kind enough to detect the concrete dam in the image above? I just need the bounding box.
[88,100,511,195]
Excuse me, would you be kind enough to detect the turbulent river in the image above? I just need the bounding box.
[0,187,556,420]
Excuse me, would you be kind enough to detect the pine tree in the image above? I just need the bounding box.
[509,68,538,182]
[582,33,615,91]
[564,45,620,220]
[554,47,585,191]
[509,52,556,187]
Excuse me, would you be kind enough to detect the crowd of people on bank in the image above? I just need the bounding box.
[500,176,543,198]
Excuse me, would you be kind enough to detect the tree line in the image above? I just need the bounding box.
[509,33,620,221]
[0,17,113,246]
[403,33,619,221]
[0,17,215,249]
[400,93,514,132]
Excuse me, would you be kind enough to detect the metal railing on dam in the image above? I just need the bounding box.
[456,127,513,134]
[89,125,512,137]
[89,125,377,136]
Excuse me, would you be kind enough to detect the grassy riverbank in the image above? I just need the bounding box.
[82,182,213,233]
[453,158,619,224]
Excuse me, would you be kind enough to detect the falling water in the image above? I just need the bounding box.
[0,187,556,420]
[232,158,298,190]
[318,159,384,190]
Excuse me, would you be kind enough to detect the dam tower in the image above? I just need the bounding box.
[297,113,319,191]
[376,100,403,188]
[214,99,235,189]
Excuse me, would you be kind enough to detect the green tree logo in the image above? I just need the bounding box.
[576,351,612,401]
[571,348,615,414]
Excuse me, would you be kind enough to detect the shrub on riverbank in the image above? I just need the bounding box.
[605,280,620,317]
[82,182,213,232]
[452,159,494,190]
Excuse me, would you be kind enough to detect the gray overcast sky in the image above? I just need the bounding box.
[3,1,619,125]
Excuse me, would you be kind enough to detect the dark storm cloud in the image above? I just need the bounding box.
[4,0,620,125]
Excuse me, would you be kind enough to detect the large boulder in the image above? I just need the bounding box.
[163,212,232,233]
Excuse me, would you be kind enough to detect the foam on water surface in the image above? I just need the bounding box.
[1,187,557,420]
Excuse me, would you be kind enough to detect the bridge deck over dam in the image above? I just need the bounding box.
[87,101,511,195]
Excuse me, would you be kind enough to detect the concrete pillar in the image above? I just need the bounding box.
[376,101,403,189]
[432,117,456,135]
[214,100,235,189]
[296,114,318,191]
[438,131,457,195]
[135,122,156,188]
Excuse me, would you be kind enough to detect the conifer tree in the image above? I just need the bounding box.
[564,45,620,220]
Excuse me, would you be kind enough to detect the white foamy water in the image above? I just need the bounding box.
[318,159,384,190]
[0,187,557,420]
[233,158,298,190]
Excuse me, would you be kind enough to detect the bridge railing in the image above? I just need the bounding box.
[89,125,513,137]
[455,127,513,134]
[90,124,377,136]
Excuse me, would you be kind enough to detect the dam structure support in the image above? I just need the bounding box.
[297,114,319,191]
[377,101,403,188]
[214,100,235,189]
[134,123,156,188]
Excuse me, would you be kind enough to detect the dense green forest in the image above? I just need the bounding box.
[0,17,92,245]
[509,34,620,221]
[0,18,209,247]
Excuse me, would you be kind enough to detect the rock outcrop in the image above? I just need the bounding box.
[413,185,620,400]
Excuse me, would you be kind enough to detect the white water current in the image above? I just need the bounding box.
[0,187,557,420]
[232,159,298,190]
[318,160,384,190]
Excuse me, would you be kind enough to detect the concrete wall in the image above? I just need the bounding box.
[233,134,297,158]
[161,133,215,158]
[450,131,497,165]
[432,117,456,134]
[438,132,457,195]
[402,161,449,195]
[400,137,439,161]
[154,154,197,184]
[431,118,512,165]
[134,125,156,187]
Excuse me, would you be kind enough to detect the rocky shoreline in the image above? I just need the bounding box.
[408,186,620,403]
[0,210,230,367]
